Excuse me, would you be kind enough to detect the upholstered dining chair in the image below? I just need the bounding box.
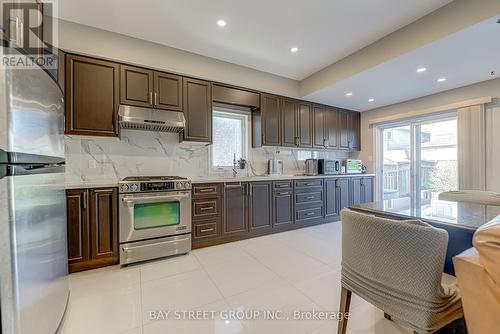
[439,190,500,206]
[453,215,500,334]
[338,209,463,334]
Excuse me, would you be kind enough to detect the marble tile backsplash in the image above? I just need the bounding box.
[64,130,351,183]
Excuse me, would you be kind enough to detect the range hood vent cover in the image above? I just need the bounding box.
[119,105,185,133]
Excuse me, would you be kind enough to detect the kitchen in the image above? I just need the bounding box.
[1,1,500,334]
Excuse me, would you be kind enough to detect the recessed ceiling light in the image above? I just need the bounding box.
[345,92,353,97]
[368,98,375,102]
[217,19,226,27]
[290,47,299,53]
[416,67,427,73]
[437,77,447,82]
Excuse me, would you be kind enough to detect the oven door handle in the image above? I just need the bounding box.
[122,193,190,205]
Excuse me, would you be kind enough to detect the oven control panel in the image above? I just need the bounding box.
[120,181,191,193]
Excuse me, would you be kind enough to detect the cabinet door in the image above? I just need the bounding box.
[65,54,119,136]
[89,188,119,263]
[273,190,294,226]
[281,98,297,147]
[325,107,339,149]
[249,182,273,231]
[66,189,89,272]
[183,78,212,142]
[349,111,361,151]
[154,71,183,111]
[338,178,351,210]
[297,102,313,147]
[261,94,281,146]
[223,183,248,235]
[324,179,338,218]
[120,65,154,108]
[339,110,350,150]
[362,177,374,203]
[313,104,326,148]
[351,178,363,205]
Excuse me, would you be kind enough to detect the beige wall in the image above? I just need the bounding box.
[358,77,500,174]
[55,19,300,98]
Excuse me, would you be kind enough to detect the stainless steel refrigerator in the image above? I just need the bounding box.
[0,47,69,334]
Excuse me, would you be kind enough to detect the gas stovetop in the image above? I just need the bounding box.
[119,176,191,193]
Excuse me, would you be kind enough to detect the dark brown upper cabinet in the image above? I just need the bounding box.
[339,110,351,150]
[281,98,297,147]
[154,72,183,111]
[325,107,339,149]
[261,94,281,146]
[313,104,326,148]
[120,65,154,108]
[182,77,212,143]
[349,111,361,151]
[297,102,313,147]
[65,54,120,137]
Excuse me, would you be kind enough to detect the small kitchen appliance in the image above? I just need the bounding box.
[318,159,342,175]
[119,176,192,265]
[343,159,363,174]
[305,159,319,176]
[268,159,284,176]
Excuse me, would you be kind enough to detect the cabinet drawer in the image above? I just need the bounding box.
[192,183,222,198]
[193,198,220,218]
[295,179,323,189]
[296,191,323,204]
[273,181,293,190]
[193,221,219,239]
[296,207,323,220]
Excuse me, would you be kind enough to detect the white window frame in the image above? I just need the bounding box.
[374,111,458,204]
[210,108,250,171]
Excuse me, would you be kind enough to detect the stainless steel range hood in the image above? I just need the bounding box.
[119,105,185,132]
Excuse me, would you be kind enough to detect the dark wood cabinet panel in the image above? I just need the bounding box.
[281,98,297,147]
[261,94,281,146]
[351,178,363,206]
[351,177,374,205]
[249,182,273,231]
[193,220,220,239]
[363,177,374,203]
[65,54,119,137]
[193,198,221,219]
[297,102,313,147]
[325,107,339,149]
[212,84,260,108]
[154,71,183,111]
[223,183,249,236]
[183,78,212,142]
[273,190,294,227]
[349,111,361,151]
[338,178,351,211]
[66,189,89,270]
[324,179,339,218]
[120,65,154,108]
[339,110,350,150]
[66,187,119,273]
[313,104,326,148]
[192,183,222,198]
[89,188,119,262]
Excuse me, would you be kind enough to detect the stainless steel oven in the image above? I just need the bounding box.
[119,176,192,265]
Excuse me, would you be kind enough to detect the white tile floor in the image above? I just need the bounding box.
[58,221,413,334]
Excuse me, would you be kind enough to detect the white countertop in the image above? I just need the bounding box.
[65,174,375,188]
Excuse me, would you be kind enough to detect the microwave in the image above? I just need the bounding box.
[318,159,342,175]
[344,159,363,174]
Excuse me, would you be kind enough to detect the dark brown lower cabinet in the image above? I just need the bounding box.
[324,179,339,219]
[66,187,119,273]
[223,183,249,236]
[249,182,272,231]
[273,188,294,227]
[351,177,374,205]
[337,178,351,211]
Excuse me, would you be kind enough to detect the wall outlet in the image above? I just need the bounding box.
[88,160,97,169]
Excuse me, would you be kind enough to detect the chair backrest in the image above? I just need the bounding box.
[341,209,450,303]
[439,190,500,206]
[473,215,500,283]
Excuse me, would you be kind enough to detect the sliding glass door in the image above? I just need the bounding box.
[379,116,457,213]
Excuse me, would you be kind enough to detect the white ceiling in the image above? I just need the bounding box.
[304,17,500,111]
[58,0,452,80]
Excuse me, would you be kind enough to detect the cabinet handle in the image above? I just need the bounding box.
[276,192,290,196]
[154,92,158,106]
[249,185,253,197]
[306,211,316,216]
[149,91,153,104]
[200,206,214,211]
[277,184,289,188]
[198,188,214,193]
[306,196,315,200]
[200,228,215,233]
[83,191,87,209]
